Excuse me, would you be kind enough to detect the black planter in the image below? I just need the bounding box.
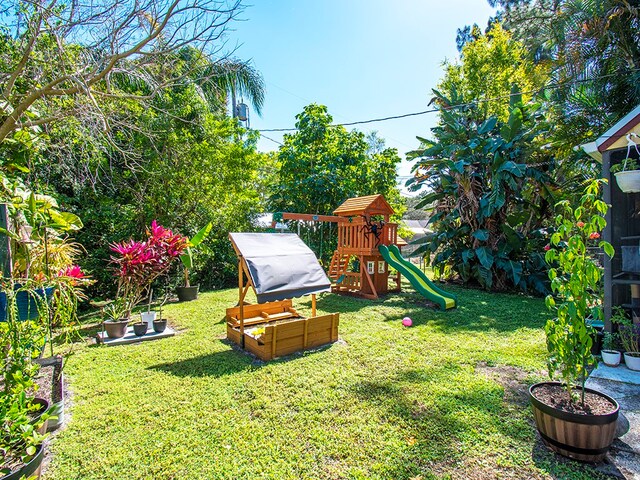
[133,322,147,336]
[529,381,619,462]
[30,398,49,435]
[104,319,129,339]
[1,443,45,480]
[153,319,167,333]
[176,285,199,302]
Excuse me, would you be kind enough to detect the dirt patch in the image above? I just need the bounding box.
[532,384,617,416]
[32,365,54,404]
[427,455,548,480]
[475,362,535,407]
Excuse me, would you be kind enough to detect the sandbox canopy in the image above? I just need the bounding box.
[229,233,331,303]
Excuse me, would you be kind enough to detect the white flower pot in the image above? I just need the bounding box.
[601,350,621,367]
[623,352,640,371]
[614,170,640,193]
[140,311,157,332]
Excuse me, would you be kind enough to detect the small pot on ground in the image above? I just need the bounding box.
[529,382,619,462]
[601,350,621,367]
[152,319,167,333]
[1,443,45,480]
[132,322,147,336]
[176,285,198,302]
[103,319,129,339]
[623,352,640,371]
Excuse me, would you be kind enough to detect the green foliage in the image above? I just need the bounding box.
[27,70,269,296]
[611,307,640,353]
[269,104,404,262]
[601,331,618,352]
[0,387,47,475]
[491,0,640,150]
[544,180,613,403]
[440,23,547,122]
[180,222,213,284]
[408,91,555,293]
[610,158,639,174]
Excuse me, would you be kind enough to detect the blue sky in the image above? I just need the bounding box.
[225,1,496,184]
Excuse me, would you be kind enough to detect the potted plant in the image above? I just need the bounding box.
[139,289,156,333]
[610,157,640,193]
[0,290,48,480]
[600,331,621,367]
[102,297,130,339]
[152,290,170,333]
[176,223,212,302]
[612,309,640,371]
[0,174,91,436]
[0,391,47,480]
[109,221,187,329]
[530,179,619,462]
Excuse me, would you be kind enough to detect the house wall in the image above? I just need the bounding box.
[604,147,640,330]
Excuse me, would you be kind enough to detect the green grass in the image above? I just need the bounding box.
[43,284,613,479]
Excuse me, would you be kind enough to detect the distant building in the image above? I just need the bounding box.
[253,213,289,231]
[402,219,432,257]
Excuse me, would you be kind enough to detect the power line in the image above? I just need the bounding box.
[256,70,640,133]
[258,132,283,146]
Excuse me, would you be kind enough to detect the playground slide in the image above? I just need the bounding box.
[378,244,457,311]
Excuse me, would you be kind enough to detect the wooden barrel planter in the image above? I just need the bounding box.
[529,382,619,462]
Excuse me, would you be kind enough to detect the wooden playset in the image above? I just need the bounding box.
[274,194,401,299]
[273,194,457,309]
[226,233,339,361]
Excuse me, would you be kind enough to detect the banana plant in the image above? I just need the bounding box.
[179,223,212,287]
[407,89,557,293]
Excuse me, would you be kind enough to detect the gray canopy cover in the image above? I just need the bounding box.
[230,233,331,303]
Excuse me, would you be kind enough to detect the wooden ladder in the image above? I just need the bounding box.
[328,250,350,280]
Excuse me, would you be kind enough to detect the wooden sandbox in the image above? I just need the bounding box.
[227,233,340,361]
[226,300,339,361]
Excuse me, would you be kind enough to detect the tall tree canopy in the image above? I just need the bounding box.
[269,104,404,262]
[270,104,403,217]
[0,0,266,171]
[442,23,548,121]
[488,0,640,132]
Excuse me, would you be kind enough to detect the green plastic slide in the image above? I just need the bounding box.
[379,244,457,310]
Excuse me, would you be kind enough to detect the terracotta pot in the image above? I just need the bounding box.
[529,381,619,462]
[623,352,640,371]
[104,319,129,339]
[601,350,621,367]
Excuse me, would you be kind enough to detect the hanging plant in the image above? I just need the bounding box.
[610,133,640,193]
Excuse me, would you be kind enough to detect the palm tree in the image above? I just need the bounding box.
[175,47,265,117]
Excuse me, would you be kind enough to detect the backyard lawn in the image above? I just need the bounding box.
[43,285,611,480]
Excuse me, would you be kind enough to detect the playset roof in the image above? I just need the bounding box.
[333,194,394,217]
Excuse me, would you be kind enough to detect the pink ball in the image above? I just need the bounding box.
[402,317,412,327]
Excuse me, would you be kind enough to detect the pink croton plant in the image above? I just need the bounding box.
[110,221,188,317]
